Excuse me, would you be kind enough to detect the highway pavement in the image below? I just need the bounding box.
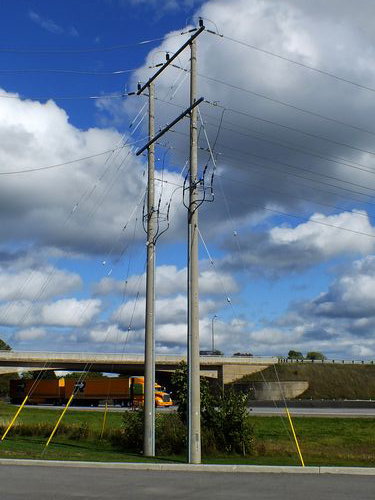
[249,406,375,417]
[0,465,374,499]
[17,403,375,417]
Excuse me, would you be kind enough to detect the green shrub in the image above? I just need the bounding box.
[156,412,185,455]
[113,409,144,452]
[171,362,255,456]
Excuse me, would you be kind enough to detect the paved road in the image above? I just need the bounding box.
[0,466,374,500]
[17,404,375,417]
[249,407,375,417]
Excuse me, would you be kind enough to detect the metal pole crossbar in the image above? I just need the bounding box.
[136,25,205,96]
[136,97,204,156]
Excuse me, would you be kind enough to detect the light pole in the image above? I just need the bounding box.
[211,314,217,353]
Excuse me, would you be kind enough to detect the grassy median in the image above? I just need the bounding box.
[0,402,374,466]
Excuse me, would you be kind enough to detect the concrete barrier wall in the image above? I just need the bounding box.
[234,381,309,401]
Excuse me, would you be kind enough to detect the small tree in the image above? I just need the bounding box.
[233,352,253,357]
[306,351,326,361]
[171,361,214,425]
[288,350,303,359]
[0,338,11,351]
[21,370,57,379]
[171,361,254,455]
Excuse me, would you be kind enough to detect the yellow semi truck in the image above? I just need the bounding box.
[9,376,173,407]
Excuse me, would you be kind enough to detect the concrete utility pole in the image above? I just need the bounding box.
[144,82,156,457]
[187,36,201,464]
[135,22,205,464]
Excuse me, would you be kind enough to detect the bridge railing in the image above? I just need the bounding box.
[279,358,374,365]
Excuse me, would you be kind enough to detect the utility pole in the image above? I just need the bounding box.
[144,81,156,457]
[135,22,205,464]
[187,35,201,464]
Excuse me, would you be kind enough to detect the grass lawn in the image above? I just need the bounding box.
[236,363,375,400]
[0,403,374,467]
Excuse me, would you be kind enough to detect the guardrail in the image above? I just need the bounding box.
[279,358,374,365]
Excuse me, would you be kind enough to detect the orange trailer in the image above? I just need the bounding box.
[9,377,173,407]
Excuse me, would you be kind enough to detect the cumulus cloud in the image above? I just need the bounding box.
[270,211,375,257]
[13,327,47,342]
[93,264,238,297]
[0,266,82,301]
[251,255,375,358]
[220,211,375,277]
[0,298,101,327]
[308,256,375,319]
[112,294,216,329]
[0,90,150,255]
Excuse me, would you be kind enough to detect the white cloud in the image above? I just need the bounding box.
[13,327,46,341]
[0,298,101,327]
[0,89,150,255]
[271,211,375,258]
[88,324,127,343]
[41,298,102,327]
[0,266,82,301]
[93,264,238,297]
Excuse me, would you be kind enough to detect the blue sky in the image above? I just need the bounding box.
[1,0,375,360]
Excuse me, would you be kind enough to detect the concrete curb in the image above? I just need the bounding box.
[0,459,375,475]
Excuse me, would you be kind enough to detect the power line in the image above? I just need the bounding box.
[169,127,375,197]
[155,96,375,160]
[166,62,375,137]
[155,138,375,215]
[199,73,375,138]
[0,32,188,54]
[154,169,375,240]
[0,142,144,175]
[0,68,136,75]
[207,31,375,95]
[205,101,375,159]
[201,115,375,173]
[0,92,125,101]
[218,156,375,211]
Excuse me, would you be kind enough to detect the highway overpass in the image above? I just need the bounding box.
[0,351,277,385]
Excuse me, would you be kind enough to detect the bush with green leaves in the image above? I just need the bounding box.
[171,361,255,456]
[114,409,144,452]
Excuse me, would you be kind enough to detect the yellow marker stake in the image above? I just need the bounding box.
[100,401,108,439]
[1,395,29,441]
[286,407,305,467]
[45,393,74,448]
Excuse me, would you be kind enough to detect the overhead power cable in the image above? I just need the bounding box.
[205,102,375,159]
[199,73,375,137]
[0,31,188,54]
[201,117,375,174]
[166,62,375,137]
[0,141,144,175]
[156,139,375,218]
[0,68,137,75]
[218,186,375,240]
[207,30,375,95]
[153,176,375,240]
[170,127,375,197]
[155,97,375,160]
[0,92,126,101]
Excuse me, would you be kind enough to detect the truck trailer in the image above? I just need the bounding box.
[9,376,173,407]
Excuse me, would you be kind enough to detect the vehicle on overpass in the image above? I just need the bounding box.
[9,376,173,407]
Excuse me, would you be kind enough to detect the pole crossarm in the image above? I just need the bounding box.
[135,97,204,156]
[136,25,205,96]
